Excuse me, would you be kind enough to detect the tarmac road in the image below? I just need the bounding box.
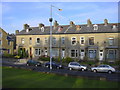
[2,59,120,82]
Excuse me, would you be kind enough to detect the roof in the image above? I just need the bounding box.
[17,23,119,35]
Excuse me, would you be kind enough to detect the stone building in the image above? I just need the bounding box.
[16,19,120,62]
[0,28,14,55]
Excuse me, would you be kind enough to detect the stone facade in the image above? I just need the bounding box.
[0,28,14,55]
[16,20,120,62]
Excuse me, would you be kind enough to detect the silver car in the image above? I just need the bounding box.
[68,62,87,71]
[91,65,115,74]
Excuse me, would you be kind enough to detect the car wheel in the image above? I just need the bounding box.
[93,69,97,73]
[35,65,37,67]
[57,67,59,69]
[46,65,49,68]
[108,70,112,74]
[81,68,85,71]
[69,68,72,70]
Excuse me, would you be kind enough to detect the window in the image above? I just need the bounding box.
[61,37,65,44]
[89,50,96,59]
[53,37,56,45]
[71,50,78,58]
[52,49,59,57]
[71,37,77,45]
[0,32,2,37]
[36,38,40,44]
[108,37,114,45]
[35,48,41,56]
[45,37,48,44]
[41,27,44,32]
[21,38,24,44]
[8,49,10,54]
[8,40,10,45]
[93,24,98,30]
[107,50,116,60]
[0,50,2,54]
[80,37,85,45]
[29,37,32,44]
[89,37,94,45]
[0,40,2,45]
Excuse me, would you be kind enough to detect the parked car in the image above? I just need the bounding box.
[68,62,87,71]
[26,60,41,67]
[91,65,115,74]
[44,62,63,69]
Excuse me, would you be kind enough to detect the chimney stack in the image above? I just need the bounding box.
[87,19,92,27]
[104,19,108,26]
[70,21,75,27]
[54,20,59,29]
[39,23,44,29]
[24,24,29,30]
[15,30,19,34]
[76,25,81,30]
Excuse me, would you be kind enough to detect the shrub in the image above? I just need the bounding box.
[38,55,50,61]
[63,57,73,63]
[3,53,14,58]
[14,55,21,59]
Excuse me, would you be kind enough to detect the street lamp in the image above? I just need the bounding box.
[49,5,62,70]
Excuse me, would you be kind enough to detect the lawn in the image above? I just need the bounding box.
[2,66,119,88]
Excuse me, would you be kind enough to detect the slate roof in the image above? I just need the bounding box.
[17,23,119,35]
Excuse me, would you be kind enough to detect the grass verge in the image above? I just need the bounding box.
[2,66,119,88]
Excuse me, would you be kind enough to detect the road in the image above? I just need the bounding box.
[2,59,120,82]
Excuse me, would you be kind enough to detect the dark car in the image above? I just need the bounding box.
[44,62,62,69]
[26,60,41,67]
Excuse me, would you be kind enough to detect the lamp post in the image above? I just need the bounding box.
[49,5,62,70]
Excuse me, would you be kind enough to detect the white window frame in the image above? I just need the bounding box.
[21,38,24,44]
[36,38,40,44]
[108,37,114,46]
[71,49,78,58]
[61,37,65,44]
[93,24,98,30]
[0,40,2,45]
[71,37,77,45]
[41,27,44,32]
[35,48,41,56]
[45,37,48,44]
[0,32,2,37]
[88,49,96,59]
[53,37,57,45]
[80,36,85,45]
[29,37,32,44]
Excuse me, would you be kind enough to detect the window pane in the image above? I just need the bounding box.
[71,50,75,57]
[72,37,76,45]
[89,37,94,45]
[89,50,96,59]
[61,37,65,44]
[37,38,40,44]
[29,38,32,44]
[109,38,114,45]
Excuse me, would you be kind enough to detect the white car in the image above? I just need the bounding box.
[68,62,87,71]
[91,65,115,74]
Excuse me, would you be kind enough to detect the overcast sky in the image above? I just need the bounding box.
[1,0,119,34]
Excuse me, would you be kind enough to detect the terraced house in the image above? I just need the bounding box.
[0,28,14,55]
[16,19,120,62]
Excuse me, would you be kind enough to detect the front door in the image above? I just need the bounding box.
[80,50,85,60]
[99,50,103,61]
[62,49,65,59]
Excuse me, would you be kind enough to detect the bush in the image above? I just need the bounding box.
[14,55,21,59]
[38,55,50,61]
[3,53,14,58]
[63,57,73,63]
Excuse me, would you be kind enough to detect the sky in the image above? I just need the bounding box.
[1,0,119,34]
